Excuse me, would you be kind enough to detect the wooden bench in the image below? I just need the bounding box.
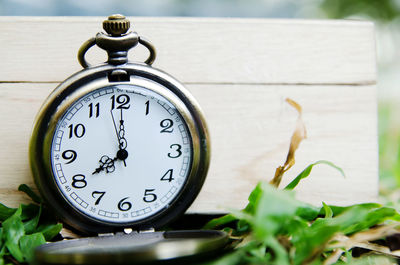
[0,17,377,213]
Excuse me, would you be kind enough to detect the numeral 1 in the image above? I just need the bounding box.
[145,100,150,115]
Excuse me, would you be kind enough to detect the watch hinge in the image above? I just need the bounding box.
[108,69,130,82]
[98,232,114,237]
[138,228,155,233]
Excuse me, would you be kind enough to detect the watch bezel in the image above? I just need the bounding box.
[29,63,210,234]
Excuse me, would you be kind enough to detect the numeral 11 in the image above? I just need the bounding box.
[89,103,100,118]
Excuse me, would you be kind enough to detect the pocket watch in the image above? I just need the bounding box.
[29,15,227,264]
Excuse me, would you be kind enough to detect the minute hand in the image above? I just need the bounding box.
[110,109,128,165]
[110,109,120,144]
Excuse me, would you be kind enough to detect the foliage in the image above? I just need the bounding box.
[0,185,61,265]
[202,99,400,264]
[379,103,400,189]
[320,0,400,22]
[203,167,400,264]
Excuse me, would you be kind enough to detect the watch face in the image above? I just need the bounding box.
[50,84,193,224]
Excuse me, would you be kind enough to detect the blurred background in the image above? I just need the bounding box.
[0,0,399,196]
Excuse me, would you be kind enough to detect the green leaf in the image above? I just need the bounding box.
[0,203,16,222]
[343,207,400,235]
[321,203,381,217]
[18,184,42,204]
[322,202,333,218]
[19,233,46,263]
[291,206,370,265]
[203,214,236,230]
[201,242,259,265]
[37,223,62,241]
[295,205,319,221]
[264,236,290,265]
[20,203,41,221]
[2,207,25,263]
[243,183,263,215]
[284,160,345,190]
[203,182,264,230]
[252,183,300,239]
[24,205,42,234]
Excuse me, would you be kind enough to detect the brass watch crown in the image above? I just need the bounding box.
[103,14,130,36]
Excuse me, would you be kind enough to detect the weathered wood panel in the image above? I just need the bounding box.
[0,82,378,211]
[0,17,375,85]
[0,17,378,212]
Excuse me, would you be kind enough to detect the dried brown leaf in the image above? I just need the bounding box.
[325,224,400,262]
[270,98,307,187]
[60,227,80,239]
[323,249,345,265]
[329,224,400,250]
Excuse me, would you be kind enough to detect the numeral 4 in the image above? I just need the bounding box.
[161,169,174,182]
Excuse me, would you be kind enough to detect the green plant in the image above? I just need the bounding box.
[200,99,400,264]
[0,185,62,265]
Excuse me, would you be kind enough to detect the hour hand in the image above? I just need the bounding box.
[92,155,116,175]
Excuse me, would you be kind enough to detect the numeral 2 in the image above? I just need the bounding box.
[160,119,173,133]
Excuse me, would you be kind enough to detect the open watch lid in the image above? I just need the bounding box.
[35,230,229,265]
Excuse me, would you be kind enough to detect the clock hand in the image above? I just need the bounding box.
[92,155,116,175]
[110,109,129,166]
[110,109,120,143]
[118,108,128,167]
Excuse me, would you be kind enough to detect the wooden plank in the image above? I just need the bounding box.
[0,17,376,85]
[0,82,378,211]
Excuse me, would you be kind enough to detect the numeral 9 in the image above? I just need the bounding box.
[62,150,77,164]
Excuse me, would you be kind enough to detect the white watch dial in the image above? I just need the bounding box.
[50,84,192,223]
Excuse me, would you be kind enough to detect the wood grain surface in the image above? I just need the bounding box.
[0,17,375,84]
[0,17,378,213]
